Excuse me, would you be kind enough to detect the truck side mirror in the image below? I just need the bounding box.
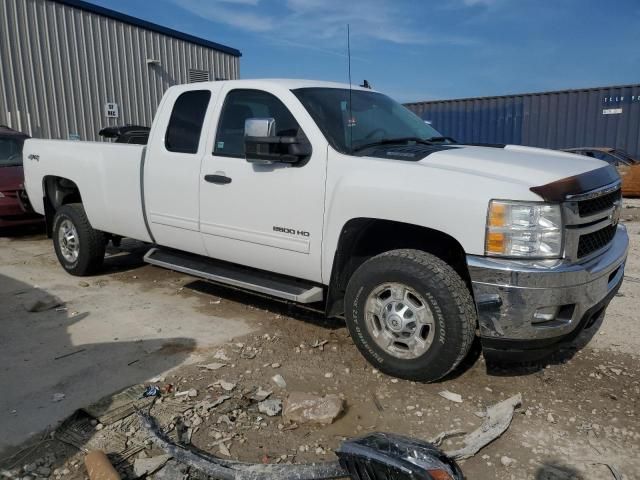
[244,118,311,165]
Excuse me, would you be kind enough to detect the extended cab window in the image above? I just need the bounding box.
[165,90,211,154]
[214,89,302,158]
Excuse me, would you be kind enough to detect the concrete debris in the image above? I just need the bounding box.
[500,456,515,467]
[197,362,226,371]
[311,340,328,349]
[133,454,172,477]
[23,294,62,312]
[547,413,556,423]
[283,392,344,425]
[439,390,463,403]
[258,398,283,417]
[218,443,231,457]
[212,380,236,392]
[51,393,65,402]
[194,395,231,412]
[271,374,287,389]
[213,350,230,361]
[175,388,198,398]
[151,460,187,480]
[249,388,272,402]
[445,393,522,460]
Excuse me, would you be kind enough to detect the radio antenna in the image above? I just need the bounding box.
[347,24,353,153]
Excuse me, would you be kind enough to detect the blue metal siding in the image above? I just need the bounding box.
[405,84,640,159]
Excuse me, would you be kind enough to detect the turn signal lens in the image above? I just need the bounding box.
[485,200,562,258]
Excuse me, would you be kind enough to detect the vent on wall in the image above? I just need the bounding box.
[188,69,210,83]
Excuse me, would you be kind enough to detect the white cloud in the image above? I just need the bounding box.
[176,0,274,32]
[170,0,477,47]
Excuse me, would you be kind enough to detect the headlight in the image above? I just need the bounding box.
[485,200,562,258]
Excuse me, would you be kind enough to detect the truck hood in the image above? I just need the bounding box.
[0,165,25,191]
[420,144,608,190]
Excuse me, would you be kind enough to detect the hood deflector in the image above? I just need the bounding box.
[530,165,620,202]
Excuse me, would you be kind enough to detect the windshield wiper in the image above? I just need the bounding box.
[351,137,433,153]
[424,136,457,144]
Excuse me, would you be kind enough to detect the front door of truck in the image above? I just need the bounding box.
[199,87,327,283]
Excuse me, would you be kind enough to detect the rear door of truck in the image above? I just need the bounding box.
[144,84,222,254]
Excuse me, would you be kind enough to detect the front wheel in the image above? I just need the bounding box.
[345,249,476,382]
[52,203,105,276]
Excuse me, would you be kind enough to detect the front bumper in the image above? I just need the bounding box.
[467,225,628,361]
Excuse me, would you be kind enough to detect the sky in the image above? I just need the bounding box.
[91,0,640,103]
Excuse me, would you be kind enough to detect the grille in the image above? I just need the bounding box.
[577,225,617,258]
[578,188,621,217]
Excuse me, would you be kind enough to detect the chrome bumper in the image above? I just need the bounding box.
[467,225,628,343]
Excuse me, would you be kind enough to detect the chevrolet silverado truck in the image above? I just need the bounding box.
[23,80,628,382]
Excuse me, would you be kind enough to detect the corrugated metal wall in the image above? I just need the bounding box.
[405,84,640,159]
[0,0,240,141]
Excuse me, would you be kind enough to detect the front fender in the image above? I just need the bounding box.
[321,151,539,283]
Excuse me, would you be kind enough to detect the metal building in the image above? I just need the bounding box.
[0,0,241,141]
[405,84,640,159]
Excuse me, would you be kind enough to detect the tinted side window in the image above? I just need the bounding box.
[590,151,618,165]
[214,89,302,158]
[165,90,211,154]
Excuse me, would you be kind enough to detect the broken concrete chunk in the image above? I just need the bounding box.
[445,393,522,460]
[133,454,171,477]
[271,374,287,389]
[214,350,230,361]
[151,460,187,480]
[175,388,198,398]
[249,388,272,402]
[283,392,343,425]
[214,380,236,392]
[439,390,463,403]
[258,399,282,417]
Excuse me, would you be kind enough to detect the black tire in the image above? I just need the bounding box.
[345,249,476,382]
[52,203,105,276]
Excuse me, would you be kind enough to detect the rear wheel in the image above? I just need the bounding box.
[52,203,105,276]
[345,249,476,382]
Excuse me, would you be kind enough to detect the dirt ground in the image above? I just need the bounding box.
[1,200,640,480]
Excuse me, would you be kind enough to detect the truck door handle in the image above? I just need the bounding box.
[204,174,232,185]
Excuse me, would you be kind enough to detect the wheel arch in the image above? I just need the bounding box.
[42,176,83,237]
[325,217,472,318]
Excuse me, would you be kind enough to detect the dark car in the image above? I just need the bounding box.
[564,147,640,197]
[98,125,150,144]
[0,126,42,228]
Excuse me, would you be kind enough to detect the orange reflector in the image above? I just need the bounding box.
[488,202,507,227]
[486,232,505,254]
[427,470,454,480]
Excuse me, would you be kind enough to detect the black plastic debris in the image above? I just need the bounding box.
[140,385,161,398]
[336,433,464,480]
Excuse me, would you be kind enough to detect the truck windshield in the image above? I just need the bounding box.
[0,138,24,167]
[292,87,445,155]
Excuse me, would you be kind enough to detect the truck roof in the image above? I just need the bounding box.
[174,78,374,92]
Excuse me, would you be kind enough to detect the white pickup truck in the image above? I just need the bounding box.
[23,79,628,381]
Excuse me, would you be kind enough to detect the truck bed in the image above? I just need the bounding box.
[23,139,152,242]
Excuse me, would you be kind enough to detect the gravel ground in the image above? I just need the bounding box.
[1,200,639,480]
